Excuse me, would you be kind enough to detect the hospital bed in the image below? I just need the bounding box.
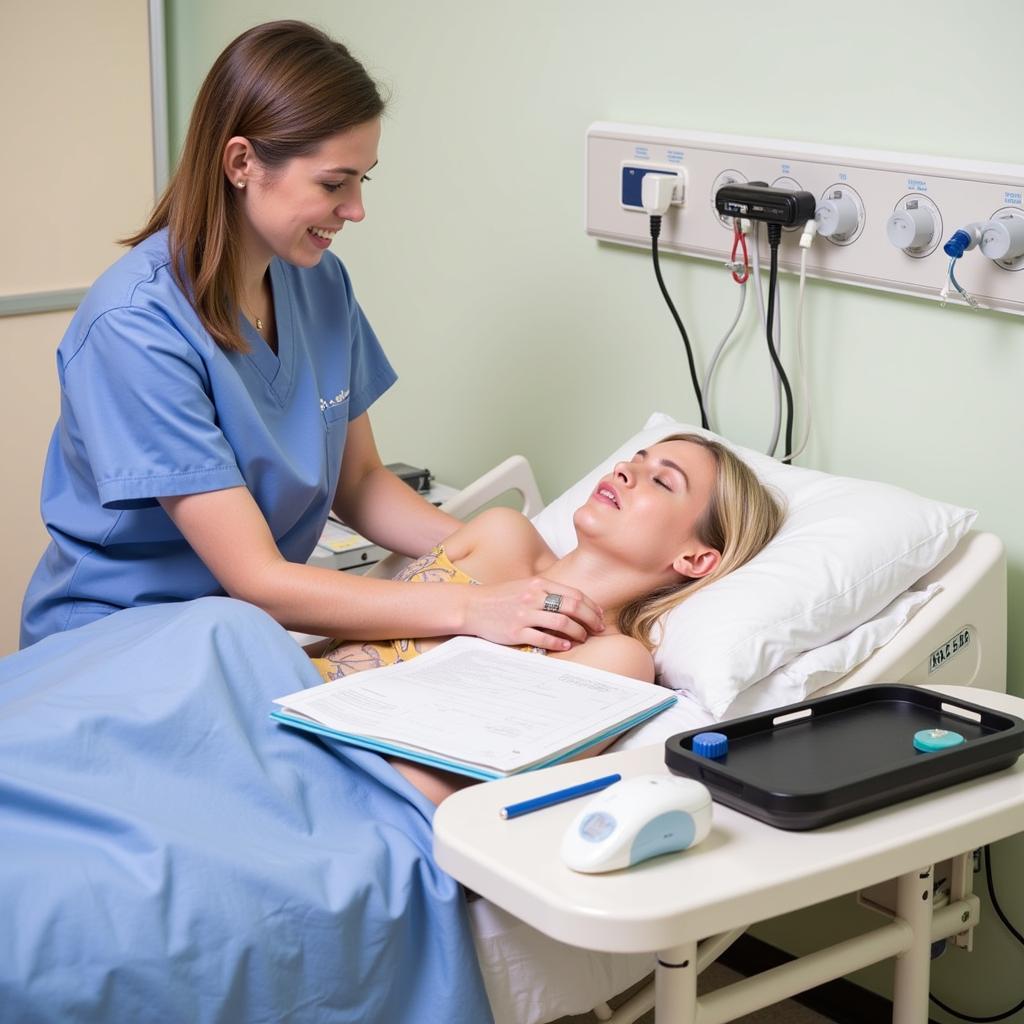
[1,420,1005,1024]
[363,421,1006,1024]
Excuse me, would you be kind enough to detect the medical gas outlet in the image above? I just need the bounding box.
[620,163,686,211]
[979,209,1024,268]
[943,211,1024,270]
[886,196,942,257]
[815,186,864,245]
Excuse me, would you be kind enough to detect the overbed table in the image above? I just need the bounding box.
[433,686,1024,1023]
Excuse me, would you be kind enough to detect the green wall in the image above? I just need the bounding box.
[166,3,1024,1019]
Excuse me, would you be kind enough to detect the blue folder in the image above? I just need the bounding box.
[271,695,677,780]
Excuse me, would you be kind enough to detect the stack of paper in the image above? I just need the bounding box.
[272,637,676,779]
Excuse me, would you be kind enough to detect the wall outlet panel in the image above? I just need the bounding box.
[586,122,1024,317]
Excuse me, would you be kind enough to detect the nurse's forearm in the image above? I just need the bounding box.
[247,560,470,639]
[161,488,601,649]
[160,486,468,639]
[333,465,460,558]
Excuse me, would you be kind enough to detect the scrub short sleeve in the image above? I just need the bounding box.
[61,307,245,510]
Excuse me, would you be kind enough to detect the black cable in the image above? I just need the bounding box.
[929,845,1024,1022]
[930,992,1024,1022]
[764,224,795,464]
[985,843,1024,947]
[649,215,709,430]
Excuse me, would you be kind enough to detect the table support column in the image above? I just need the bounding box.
[656,941,698,1023]
[893,864,934,1024]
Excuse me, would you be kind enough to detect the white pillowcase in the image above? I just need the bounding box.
[531,413,976,719]
[720,583,940,719]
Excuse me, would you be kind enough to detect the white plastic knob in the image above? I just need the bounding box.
[978,217,1024,261]
[886,207,934,250]
[815,195,860,239]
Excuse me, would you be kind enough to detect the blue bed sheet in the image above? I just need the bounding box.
[0,598,493,1023]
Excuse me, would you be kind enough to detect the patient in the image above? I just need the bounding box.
[312,434,784,801]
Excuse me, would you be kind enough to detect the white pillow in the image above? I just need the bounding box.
[720,583,940,720]
[531,413,976,719]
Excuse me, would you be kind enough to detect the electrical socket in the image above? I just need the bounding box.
[620,162,686,211]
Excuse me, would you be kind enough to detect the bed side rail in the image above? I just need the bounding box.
[366,456,543,580]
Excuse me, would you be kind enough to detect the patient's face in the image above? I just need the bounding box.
[572,440,719,575]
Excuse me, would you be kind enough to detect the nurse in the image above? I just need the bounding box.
[20,20,603,651]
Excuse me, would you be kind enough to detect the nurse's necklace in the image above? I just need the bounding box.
[241,301,264,332]
[242,277,269,333]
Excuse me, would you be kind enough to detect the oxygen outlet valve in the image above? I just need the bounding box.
[978,217,1024,262]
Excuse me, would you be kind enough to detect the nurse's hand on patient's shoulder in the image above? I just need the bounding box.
[462,577,605,652]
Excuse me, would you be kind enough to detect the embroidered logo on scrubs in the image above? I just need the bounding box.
[320,388,350,412]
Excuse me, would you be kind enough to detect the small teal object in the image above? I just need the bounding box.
[692,732,729,759]
[913,728,965,753]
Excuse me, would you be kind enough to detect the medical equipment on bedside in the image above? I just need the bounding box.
[560,774,712,873]
[438,687,1024,1024]
[665,684,1024,830]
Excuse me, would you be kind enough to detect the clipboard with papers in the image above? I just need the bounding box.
[272,637,676,780]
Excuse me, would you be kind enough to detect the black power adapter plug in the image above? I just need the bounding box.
[713,182,815,465]
[715,181,816,228]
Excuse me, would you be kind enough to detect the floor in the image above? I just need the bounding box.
[558,961,835,1023]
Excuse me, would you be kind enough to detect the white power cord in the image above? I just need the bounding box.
[701,276,747,434]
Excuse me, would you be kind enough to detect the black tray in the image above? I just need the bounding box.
[664,684,1024,830]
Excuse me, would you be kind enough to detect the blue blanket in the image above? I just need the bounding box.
[0,598,492,1023]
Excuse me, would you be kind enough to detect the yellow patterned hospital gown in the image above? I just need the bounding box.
[310,545,545,682]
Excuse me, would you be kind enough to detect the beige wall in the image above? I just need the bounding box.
[1,2,155,654]
[0,314,68,653]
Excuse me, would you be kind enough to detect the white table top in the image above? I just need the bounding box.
[433,686,1024,953]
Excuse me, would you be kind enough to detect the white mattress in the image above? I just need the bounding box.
[468,694,714,1024]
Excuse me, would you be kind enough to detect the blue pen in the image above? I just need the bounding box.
[499,773,622,820]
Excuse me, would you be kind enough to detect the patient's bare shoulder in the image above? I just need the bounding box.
[553,633,655,684]
[443,506,554,577]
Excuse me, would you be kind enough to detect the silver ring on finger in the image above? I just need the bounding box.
[543,592,562,614]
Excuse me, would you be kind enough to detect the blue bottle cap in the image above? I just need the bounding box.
[913,728,965,753]
[692,731,729,759]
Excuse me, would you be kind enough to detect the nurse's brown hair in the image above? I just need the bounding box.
[122,20,385,353]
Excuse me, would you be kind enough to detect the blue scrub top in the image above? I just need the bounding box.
[20,228,397,648]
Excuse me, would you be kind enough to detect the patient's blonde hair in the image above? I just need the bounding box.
[618,434,784,651]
